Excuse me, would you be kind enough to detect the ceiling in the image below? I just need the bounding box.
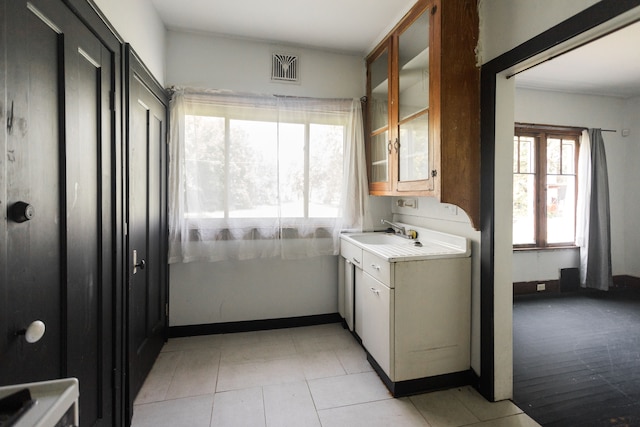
[150,1,640,98]
[515,20,640,98]
[150,0,417,55]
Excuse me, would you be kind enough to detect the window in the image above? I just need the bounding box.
[513,125,580,248]
[168,89,367,263]
[184,116,344,221]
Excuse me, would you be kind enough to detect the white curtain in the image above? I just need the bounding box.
[168,88,368,263]
[576,129,613,290]
[576,130,591,285]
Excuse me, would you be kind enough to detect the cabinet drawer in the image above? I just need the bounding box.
[363,251,392,287]
[340,238,363,268]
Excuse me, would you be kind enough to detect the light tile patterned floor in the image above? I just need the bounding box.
[131,323,540,427]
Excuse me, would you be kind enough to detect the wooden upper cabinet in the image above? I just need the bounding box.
[365,0,480,229]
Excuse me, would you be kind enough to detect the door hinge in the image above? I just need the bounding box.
[112,368,120,390]
[109,90,115,110]
[124,222,128,236]
[165,303,169,317]
[432,5,437,15]
[7,100,14,133]
[431,170,438,177]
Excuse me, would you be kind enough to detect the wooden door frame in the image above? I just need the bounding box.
[479,0,640,401]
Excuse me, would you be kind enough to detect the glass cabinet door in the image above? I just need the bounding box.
[397,8,430,186]
[368,47,390,187]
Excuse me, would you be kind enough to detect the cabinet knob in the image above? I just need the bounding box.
[17,320,46,343]
[10,201,35,223]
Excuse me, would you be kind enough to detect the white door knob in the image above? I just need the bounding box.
[24,320,46,343]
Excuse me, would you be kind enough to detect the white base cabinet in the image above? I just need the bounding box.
[358,255,471,383]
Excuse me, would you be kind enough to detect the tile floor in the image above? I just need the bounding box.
[131,323,540,427]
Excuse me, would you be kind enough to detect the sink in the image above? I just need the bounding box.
[347,233,410,245]
[341,228,470,262]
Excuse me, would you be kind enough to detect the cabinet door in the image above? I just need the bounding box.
[1,0,65,387]
[0,1,116,425]
[354,267,366,338]
[395,5,434,192]
[366,42,392,194]
[360,273,394,378]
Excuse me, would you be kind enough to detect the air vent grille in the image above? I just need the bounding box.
[272,53,299,82]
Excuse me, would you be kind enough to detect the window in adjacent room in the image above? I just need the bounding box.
[513,124,580,248]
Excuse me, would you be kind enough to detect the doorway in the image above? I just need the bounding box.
[479,0,640,403]
[509,17,640,424]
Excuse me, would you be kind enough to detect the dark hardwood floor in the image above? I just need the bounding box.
[513,288,640,427]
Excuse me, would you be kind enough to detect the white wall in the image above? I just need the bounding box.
[93,0,167,85]
[166,30,364,98]
[477,0,599,64]
[513,88,631,281]
[170,256,338,326]
[165,31,386,327]
[623,96,640,277]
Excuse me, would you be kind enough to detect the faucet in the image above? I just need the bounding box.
[381,219,417,239]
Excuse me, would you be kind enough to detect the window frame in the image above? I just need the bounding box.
[513,124,581,250]
[182,101,349,229]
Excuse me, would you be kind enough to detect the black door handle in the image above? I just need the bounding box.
[10,202,35,223]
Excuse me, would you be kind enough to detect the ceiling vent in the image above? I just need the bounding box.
[272,53,299,83]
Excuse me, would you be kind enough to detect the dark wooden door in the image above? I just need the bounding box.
[0,1,115,425]
[1,0,64,385]
[125,46,168,421]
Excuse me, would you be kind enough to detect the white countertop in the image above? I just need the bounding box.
[341,223,470,262]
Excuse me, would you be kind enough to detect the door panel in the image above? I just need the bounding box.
[64,26,113,425]
[130,92,151,375]
[126,48,168,418]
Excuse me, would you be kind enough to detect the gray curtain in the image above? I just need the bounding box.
[581,128,613,291]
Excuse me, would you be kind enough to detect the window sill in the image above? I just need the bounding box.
[513,245,578,252]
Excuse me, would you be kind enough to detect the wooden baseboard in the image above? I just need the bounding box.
[515,275,640,296]
[366,352,478,397]
[168,313,342,338]
[613,275,640,289]
[513,280,560,296]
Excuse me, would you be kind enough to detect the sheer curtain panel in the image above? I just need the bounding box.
[168,88,368,263]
